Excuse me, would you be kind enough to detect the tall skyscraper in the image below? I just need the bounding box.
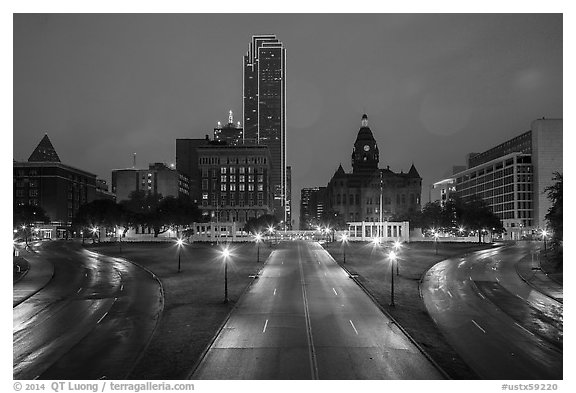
[243,34,287,224]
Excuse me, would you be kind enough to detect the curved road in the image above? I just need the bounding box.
[13,241,163,380]
[421,242,562,379]
[191,241,444,380]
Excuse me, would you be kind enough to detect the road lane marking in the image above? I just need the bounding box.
[332,288,338,296]
[273,288,277,296]
[97,312,109,324]
[263,319,269,333]
[120,284,124,292]
[478,292,486,300]
[496,277,500,282]
[77,288,83,294]
[298,244,319,379]
[471,319,486,334]
[447,290,453,298]
[349,320,359,335]
[514,322,535,336]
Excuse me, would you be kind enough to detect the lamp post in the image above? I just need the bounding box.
[341,233,348,264]
[541,229,548,251]
[91,227,98,244]
[255,233,262,263]
[388,250,397,307]
[268,226,274,245]
[433,231,439,255]
[176,238,184,273]
[222,247,231,303]
[393,240,402,275]
[81,230,85,245]
[22,225,28,246]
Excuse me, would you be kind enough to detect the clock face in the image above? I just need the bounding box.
[363,145,370,152]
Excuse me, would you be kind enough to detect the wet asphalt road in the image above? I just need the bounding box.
[191,241,444,380]
[421,242,562,379]
[13,241,162,380]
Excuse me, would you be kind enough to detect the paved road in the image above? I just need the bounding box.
[421,242,562,379]
[13,241,163,380]
[191,241,443,380]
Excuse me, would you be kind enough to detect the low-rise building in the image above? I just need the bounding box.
[112,162,189,203]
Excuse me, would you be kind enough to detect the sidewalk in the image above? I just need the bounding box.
[13,245,55,307]
[515,249,563,303]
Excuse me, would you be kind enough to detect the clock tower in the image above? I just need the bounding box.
[351,114,379,173]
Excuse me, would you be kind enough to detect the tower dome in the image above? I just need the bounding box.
[351,114,379,173]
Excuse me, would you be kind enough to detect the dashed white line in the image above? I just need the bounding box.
[263,319,269,333]
[447,290,453,298]
[97,312,109,324]
[349,320,359,335]
[515,322,535,336]
[496,277,500,283]
[471,319,486,334]
[120,284,124,292]
[332,288,338,296]
[478,292,486,300]
[77,288,83,294]
[273,288,277,296]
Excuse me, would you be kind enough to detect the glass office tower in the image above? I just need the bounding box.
[243,34,286,224]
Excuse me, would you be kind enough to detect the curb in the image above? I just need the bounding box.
[514,260,562,304]
[187,249,276,379]
[320,244,452,380]
[13,251,56,308]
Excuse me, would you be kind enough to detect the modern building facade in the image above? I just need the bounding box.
[286,165,292,229]
[243,34,287,224]
[300,187,327,230]
[112,162,189,203]
[326,114,422,223]
[197,144,272,224]
[13,134,98,233]
[434,118,562,239]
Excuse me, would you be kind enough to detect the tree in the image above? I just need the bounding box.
[73,199,126,241]
[245,214,279,235]
[120,190,164,237]
[544,172,562,248]
[14,204,50,245]
[391,209,424,229]
[420,201,444,230]
[459,197,504,243]
[157,196,202,236]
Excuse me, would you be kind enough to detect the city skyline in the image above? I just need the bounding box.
[13,14,562,228]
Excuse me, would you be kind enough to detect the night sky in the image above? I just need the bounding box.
[13,14,562,228]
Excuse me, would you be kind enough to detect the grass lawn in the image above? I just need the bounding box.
[322,240,496,379]
[89,240,272,379]
[540,249,563,284]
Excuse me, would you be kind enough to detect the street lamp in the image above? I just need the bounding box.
[255,233,262,263]
[388,250,397,307]
[91,227,98,243]
[341,233,348,263]
[393,240,402,275]
[541,229,548,251]
[433,231,439,255]
[222,247,231,303]
[176,238,184,273]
